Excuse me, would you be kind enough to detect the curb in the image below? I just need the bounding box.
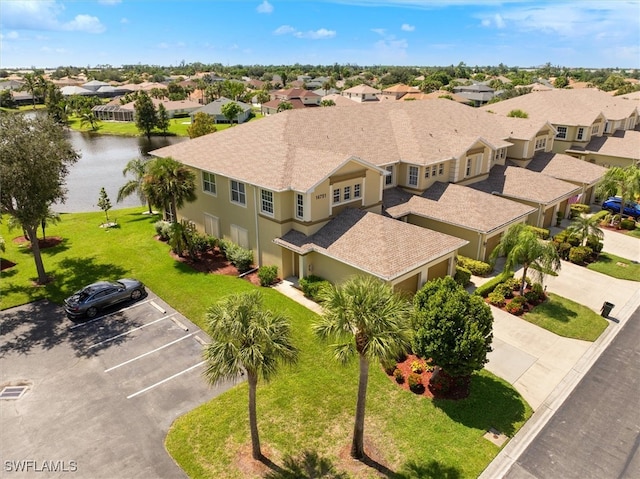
[479,287,640,478]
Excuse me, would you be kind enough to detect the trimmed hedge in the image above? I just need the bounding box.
[569,245,592,265]
[528,226,550,240]
[457,256,493,276]
[454,266,471,286]
[473,271,515,297]
[299,275,330,301]
[570,203,591,217]
[621,218,636,230]
[257,265,278,287]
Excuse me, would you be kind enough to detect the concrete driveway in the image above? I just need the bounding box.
[0,293,236,479]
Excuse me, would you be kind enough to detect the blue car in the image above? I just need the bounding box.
[601,197,640,219]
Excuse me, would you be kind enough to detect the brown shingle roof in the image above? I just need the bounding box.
[574,130,640,161]
[274,208,468,281]
[481,89,639,125]
[151,100,548,192]
[470,165,581,204]
[385,183,536,233]
[525,152,607,185]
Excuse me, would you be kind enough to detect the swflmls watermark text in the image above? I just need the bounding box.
[4,460,78,473]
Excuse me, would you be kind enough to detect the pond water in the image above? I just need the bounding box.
[24,111,186,213]
[58,131,186,213]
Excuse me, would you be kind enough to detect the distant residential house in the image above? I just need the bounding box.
[453,83,495,106]
[261,88,320,115]
[379,83,421,101]
[82,80,111,92]
[341,84,380,103]
[320,93,361,107]
[93,97,201,121]
[190,97,252,124]
[60,85,94,96]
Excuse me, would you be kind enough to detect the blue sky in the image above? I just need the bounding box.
[1,0,639,69]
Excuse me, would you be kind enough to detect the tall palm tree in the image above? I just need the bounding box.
[117,158,153,214]
[567,214,604,246]
[596,165,640,217]
[313,275,411,460]
[143,157,197,222]
[490,223,561,295]
[203,291,298,461]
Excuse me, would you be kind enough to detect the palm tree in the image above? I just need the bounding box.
[596,165,640,217]
[313,275,411,460]
[490,223,561,295]
[567,214,604,246]
[143,157,197,223]
[118,158,154,214]
[203,291,298,461]
[277,101,293,112]
[79,110,99,131]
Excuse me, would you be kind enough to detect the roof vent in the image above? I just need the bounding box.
[0,386,28,400]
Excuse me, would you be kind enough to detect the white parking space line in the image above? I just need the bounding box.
[104,333,195,372]
[150,300,166,314]
[87,314,176,350]
[126,361,206,399]
[69,299,153,330]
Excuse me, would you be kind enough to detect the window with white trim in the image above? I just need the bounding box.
[344,186,351,201]
[591,124,600,135]
[385,165,394,186]
[576,127,585,141]
[555,126,568,139]
[333,188,340,204]
[354,183,361,198]
[408,166,419,186]
[432,165,437,177]
[438,163,444,175]
[534,138,546,150]
[465,158,472,177]
[260,189,273,215]
[424,168,430,178]
[296,193,304,219]
[230,180,246,205]
[203,172,216,195]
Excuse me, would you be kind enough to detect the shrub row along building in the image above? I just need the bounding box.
[151,89,639,293]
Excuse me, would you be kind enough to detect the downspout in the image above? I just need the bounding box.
[252,185,262,267]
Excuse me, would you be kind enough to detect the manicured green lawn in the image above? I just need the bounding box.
[587,252,640,281]
[523,293,608,341]
[1,209,532,478]
[66,112,265,138]
[627,228,640,239]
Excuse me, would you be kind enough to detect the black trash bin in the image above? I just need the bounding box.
[601,301,615,318]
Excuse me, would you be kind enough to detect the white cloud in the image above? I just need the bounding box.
[295,28,336,39]
[5,31,20,39]
[371,28,386,35]
[120,17,129,24]
[0,1,105,34]
[274,25,296,35]
[98,0,121,5]
[274,25,335,39]
[63,14,106,34]
[257,1,273,14]
[374,38,409,60]
[401,23,415,32]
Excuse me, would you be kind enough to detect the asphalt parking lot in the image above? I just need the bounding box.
[0,292,238,478]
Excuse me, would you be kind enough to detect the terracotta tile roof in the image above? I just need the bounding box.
[481,88,639,125]
[469,165,581,204]
[385,183,536,233]
[525,152,607,185]
[274,208,468,281]
[382,84,421,94]
[275,88,320,99]
[151,100,547,192]
[262,98,310,110]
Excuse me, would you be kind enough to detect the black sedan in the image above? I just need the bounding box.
[64,278,146,319]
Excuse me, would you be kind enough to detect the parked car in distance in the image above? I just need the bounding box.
[64,278,146,319]
[601,197,640,219]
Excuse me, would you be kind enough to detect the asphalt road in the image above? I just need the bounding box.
[0,294,237,479]
[504,305,640,479]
